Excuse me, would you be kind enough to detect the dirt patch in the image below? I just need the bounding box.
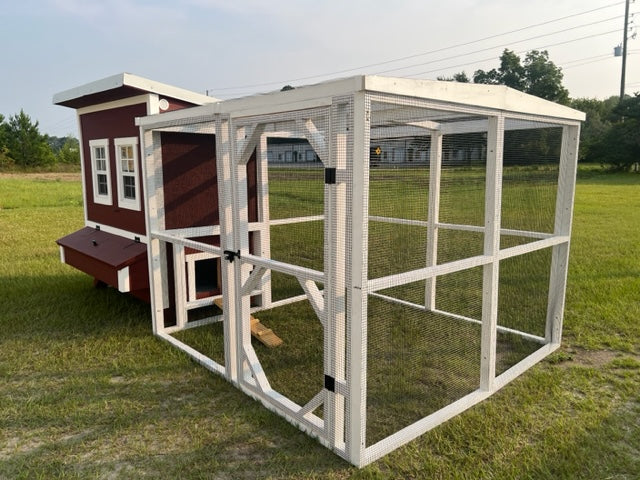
[556,347,620,368]
[0,172,81,182]
[0,436,44,460]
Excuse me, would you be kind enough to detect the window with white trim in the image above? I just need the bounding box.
[89,139,112,205]
[114,137,140,210]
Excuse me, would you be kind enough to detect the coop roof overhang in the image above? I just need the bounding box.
[53,73,216,109]
[136,75,584,131]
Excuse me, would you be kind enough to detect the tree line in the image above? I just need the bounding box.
[0,110,79,169]
[440,49,639,171]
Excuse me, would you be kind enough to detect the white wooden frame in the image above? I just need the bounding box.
[136,75,583,468]
[114,136,141,211]
[88,138,112,206]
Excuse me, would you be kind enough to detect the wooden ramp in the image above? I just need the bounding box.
[214,298,283,348]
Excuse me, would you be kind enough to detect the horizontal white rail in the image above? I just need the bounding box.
[242,253,324,283]
[498,235,568,260]
[270,215,324,226]
[368,255,490,293]
[152,231,224,257]
[369,215,429,227]
[367,218,553,242]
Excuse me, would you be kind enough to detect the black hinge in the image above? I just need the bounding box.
[224,250,241,262]
[134,236,140,243]
[95,225,100,231]
[324,374,335,392]
[325,167,336,184]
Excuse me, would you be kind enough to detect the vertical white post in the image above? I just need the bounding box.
[215,115,238,382]
[425,131,443,310]
[325,99,348,450]
[480,115,504,392]
[546,124,580,345]
[233,123,255,386]
[173,244,187,329]
[256,133,272,309]
[141,128,168,335]
[346,91,369,466]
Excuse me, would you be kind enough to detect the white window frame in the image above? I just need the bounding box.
[114,137,141,211]
[89,138,112,205]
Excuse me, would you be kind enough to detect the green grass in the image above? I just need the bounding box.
[1,169,639,479]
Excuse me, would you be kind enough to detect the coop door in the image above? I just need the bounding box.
[227,106,346,446]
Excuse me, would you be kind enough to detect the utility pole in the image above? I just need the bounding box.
[620,0,631,101]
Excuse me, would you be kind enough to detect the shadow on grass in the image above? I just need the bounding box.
[0,273,352,478]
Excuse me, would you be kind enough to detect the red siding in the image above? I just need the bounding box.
[80,103,148,235]
[161,132,219,229]
[163,98,197,112]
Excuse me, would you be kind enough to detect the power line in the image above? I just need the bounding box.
[562,56,614,69]
[210,28,627,99]
[205,1,625,94]
[373,15,622,76]
[561,53,612,65]
[405,29,621,78]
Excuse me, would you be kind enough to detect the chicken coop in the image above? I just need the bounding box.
[136,75,584,467]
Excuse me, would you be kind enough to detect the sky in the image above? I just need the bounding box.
[1,0,638,137]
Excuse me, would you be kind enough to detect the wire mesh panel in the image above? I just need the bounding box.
[365,96,492,452]
[366,293,481,446]
[495,118,564,374]
[496,249,552,374]
[500,119,563,248]
[268,162,324,302]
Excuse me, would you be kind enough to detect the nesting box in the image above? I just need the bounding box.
[136,75,584,466]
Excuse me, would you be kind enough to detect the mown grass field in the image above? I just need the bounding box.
[0,169,639,479]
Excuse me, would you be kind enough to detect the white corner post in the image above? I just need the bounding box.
[425,130,443,310]
[215,115,238,383]
[324,98,349,452]
[480,115,504,392]
[141,128,169,335]
[346,91,370,466]
[546,124,580,345]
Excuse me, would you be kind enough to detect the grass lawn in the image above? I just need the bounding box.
[0,168,639,479]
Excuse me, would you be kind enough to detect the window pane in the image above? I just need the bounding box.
[121,158,134,173]
[120,145,134,159]
[123,175,136,199]
[97,174,108,195]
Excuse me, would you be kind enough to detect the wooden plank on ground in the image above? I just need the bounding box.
[214,298,282,348]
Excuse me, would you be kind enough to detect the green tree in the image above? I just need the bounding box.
[437,71,470,83]
[523,50,569,104]
[6,110,55,167]
[0,114,13,168]
[473,49,568,103]
[473,49,526,90]
[56,136,80,164]
[589,93,640,170]
[570,97,618,162]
